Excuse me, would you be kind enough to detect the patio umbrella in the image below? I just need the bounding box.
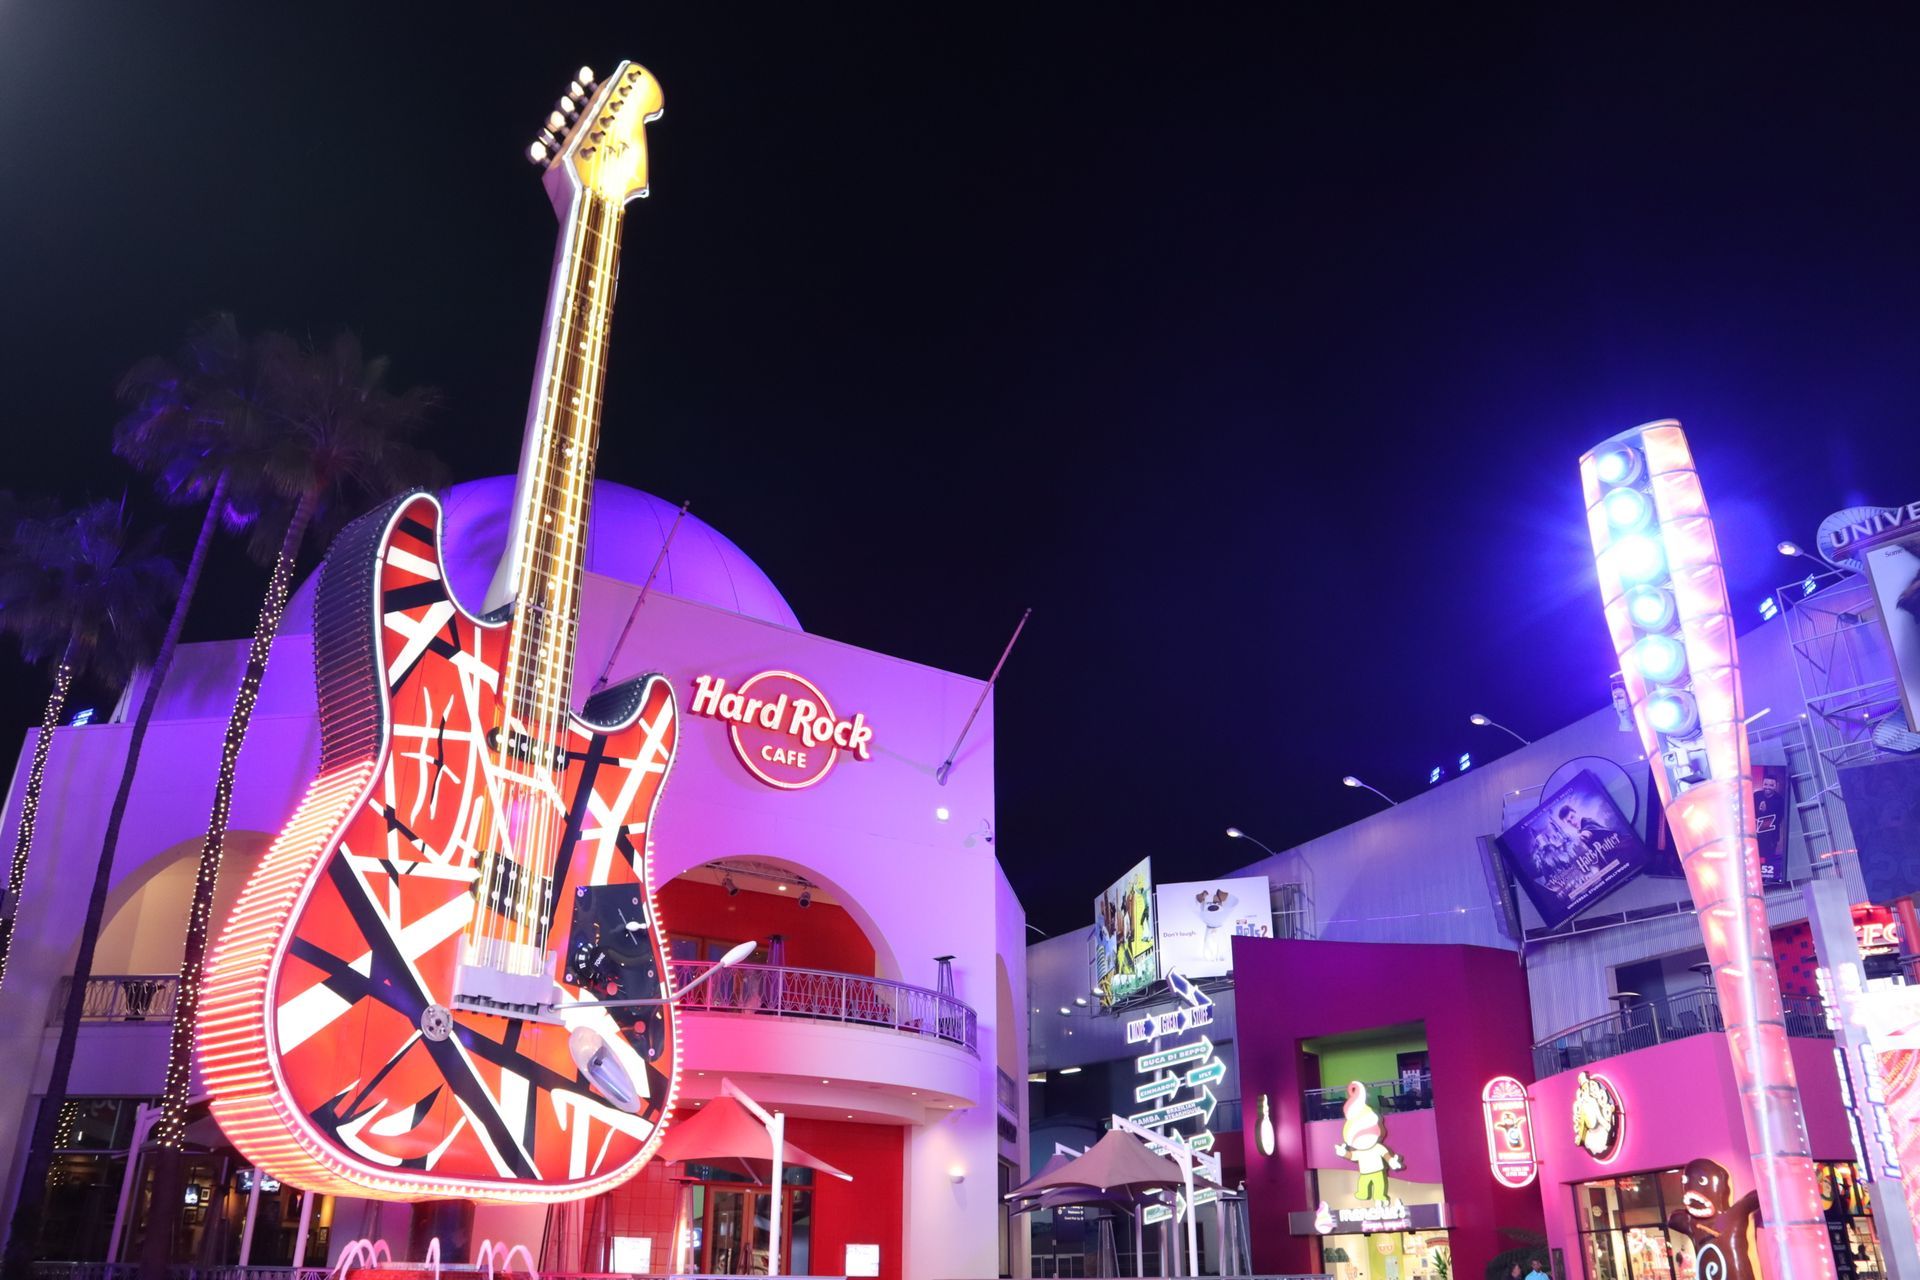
[1005,1127,1186,1199]
[653,1095,854,1182]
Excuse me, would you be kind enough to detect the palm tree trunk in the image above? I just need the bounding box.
[0,637,79,987]
[0,477,227,1280]
[141,488,315,1280]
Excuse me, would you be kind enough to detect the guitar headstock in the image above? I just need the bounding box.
[527,62,664,203]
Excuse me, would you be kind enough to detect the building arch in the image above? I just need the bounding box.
[661,855,903,981]
[89,830,276,974]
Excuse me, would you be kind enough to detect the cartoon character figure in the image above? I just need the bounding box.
[1332,1080,1403,1202]
[1666,1157,1760,1280]
[1196,887,1239,960]
[1572,1071,1620,1158]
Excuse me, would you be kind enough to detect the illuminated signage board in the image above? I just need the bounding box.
[1289,1199,1448,1236]
[1480,1075,1538,1188]
[1127,971,1222,1158]
[1572,1071,1623,1161]
[690,671,873,790]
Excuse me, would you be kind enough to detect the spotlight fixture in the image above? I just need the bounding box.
[1646,689,1701,738]
[1626,585,1677,631]
[722,875,738,897]
[1594,445,1643,486]
[1058,1006,1072,1015]
[1603,486,1652,530]
[798,890,812,909]
[935,806,950,822]
[1611,533,1667,583]
[1634,633,1688,684]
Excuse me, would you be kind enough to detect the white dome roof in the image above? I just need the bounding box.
[287,476,798,631]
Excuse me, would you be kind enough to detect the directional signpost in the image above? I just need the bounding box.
[1122,970,1230,1273]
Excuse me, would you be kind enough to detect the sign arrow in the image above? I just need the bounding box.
[1185,1059,1226,1088]
[1165,970,1213,1009]
[1142,1204,1172,1226]
[1134,1075,1180,1103]
[1136,1036,1214,1074]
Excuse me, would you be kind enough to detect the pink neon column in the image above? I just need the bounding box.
[1581,421,1833,1280]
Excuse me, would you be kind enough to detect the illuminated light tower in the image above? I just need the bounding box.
[1580,420,1835,1280]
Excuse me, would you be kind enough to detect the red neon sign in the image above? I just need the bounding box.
[1480,1075,1538,1188]
[690,671,873,790]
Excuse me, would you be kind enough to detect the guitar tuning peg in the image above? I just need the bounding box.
[557,96,579,116]
[568,80,587,101]
[539,128,559,148]
[527,140,549,165]
[577,66,596,88]
[547,110,569,133]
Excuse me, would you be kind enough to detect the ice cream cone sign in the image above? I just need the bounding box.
[1332,1081,1404,1202]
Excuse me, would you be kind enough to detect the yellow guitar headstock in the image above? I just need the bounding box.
[527,62,664,203]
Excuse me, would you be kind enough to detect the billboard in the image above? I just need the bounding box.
[1864,528,1920,732]
[1496,769,1656,928]
[1094,858,1156,1008]
[1155,876,1271,979]
[1646,762,1790,884]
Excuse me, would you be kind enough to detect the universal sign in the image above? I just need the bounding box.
[690,671,874,791]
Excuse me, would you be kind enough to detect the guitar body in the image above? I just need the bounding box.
[201,492,680,1201]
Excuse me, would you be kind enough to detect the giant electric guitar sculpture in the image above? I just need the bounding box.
[199,63,686,1201]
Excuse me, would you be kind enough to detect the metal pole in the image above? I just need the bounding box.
[1182,1154,1198,1277]
[935,608,1030,785]
[590,499,690,692]
[109,1103,158,1262]
[238,1170,262,1265]
[292,1187,316,1270]
[769,1110,785,1276]
[1133,1207,1144,1279]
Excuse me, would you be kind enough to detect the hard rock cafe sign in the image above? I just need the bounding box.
[690,671,874,790]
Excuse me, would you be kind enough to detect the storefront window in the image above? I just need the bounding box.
[1574,1172,1697,1279]
[34,1097,150,1261]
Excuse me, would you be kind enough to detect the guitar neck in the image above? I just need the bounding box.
[498,187,627,746]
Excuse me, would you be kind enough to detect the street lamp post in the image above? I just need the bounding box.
[1469,713,1532,746]
[1340,775,1398,807]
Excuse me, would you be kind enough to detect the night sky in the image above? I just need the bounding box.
[4,6,1919,935]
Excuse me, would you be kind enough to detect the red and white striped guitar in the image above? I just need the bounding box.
[200,62,694,1201]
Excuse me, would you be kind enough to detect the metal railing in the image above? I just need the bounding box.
[670,959,978,1054]
[1303,1072,1432,1122]
[47,975,180,1025]
[1533,988,1832,1076]
[997,1066,1021,1115]
[31,1267,329,1280]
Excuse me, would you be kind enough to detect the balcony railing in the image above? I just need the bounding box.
[1533,989,1831,1077]
[670,959,978,1054]
[1304,1072,1432,1122]
[47,975,179,1025]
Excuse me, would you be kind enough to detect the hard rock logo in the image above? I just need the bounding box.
[690,671,874,790]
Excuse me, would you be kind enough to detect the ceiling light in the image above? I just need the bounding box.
[935,806,950,822]
[1059,1067,1082,1075]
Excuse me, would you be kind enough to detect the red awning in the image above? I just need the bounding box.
[654,1096,853,1182]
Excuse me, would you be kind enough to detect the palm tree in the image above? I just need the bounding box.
[138,329,439,1276]
[0,504,178,1278]
[0,503,178,984]
[0,316,274,1280]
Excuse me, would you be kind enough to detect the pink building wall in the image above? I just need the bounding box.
[1232,936,1545,1276]
[1528,1033,1854,1273]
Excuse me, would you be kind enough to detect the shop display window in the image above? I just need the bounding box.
[34,1097,151,1262]
[1573,1172,1697,1280]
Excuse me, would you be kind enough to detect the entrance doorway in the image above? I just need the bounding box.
[685,1164,814,1275]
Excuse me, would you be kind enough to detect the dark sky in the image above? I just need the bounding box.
[4,5,1919,935]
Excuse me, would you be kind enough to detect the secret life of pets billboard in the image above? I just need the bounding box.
[1093,858,1157,1008]
[1155,876,1272,980]
[1497,768,1656,928]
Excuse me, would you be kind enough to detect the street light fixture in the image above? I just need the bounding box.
[1469,713,1532,746]
[1224,827,1278,857]
[1340,775,1398,806]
